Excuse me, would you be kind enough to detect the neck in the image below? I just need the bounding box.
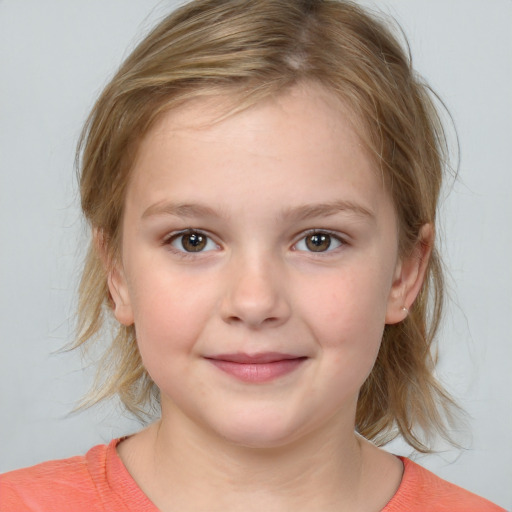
[122,411,371,512]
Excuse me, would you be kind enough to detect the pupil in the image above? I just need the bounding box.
[306,233,331,252]
[182,232,206,252]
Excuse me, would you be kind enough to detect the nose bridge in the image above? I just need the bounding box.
[221,246,290,328]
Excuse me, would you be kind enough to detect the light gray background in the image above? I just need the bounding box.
[0,1,511,508]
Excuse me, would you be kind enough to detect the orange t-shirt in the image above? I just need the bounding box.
[0,439,506,511]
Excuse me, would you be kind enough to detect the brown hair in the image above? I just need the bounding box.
[76,0,458,452]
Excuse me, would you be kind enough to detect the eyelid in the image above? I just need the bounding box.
[160,228,347,256]
[292,229,347,253]
[163,228,220,254]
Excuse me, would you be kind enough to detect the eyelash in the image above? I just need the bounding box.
[293,229,346,254]
[163,228,346,257]
[163,229,219,259]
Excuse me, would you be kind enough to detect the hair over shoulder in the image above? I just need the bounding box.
[75,0,459,452]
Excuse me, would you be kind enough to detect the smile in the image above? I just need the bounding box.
[205,353,308,383]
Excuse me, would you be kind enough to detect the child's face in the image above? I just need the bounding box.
[110,83,413,447]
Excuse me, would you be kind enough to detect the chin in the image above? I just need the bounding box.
[212,409,309,450]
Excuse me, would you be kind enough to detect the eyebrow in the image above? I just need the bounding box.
[142,201,221,220]
[141,199,375,221]
[281,200,375,222]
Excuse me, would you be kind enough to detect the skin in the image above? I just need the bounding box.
[107,82,431,511]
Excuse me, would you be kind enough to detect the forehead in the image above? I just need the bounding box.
[126,82,388,215]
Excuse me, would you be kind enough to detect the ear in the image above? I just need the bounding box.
[93,229,134,326]
[385,224,433,324]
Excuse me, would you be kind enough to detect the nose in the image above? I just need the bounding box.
[220,253,291,329]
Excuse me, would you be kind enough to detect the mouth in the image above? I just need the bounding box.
[205,352,308,383]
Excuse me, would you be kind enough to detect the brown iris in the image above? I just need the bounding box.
[305,233,332,252]
[181,232,207,252]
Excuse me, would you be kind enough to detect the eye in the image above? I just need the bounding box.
[294,231,343,253]
[169,230,218,253]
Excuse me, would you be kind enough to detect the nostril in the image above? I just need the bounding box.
[225,314,276,325]
[223,311,286,328]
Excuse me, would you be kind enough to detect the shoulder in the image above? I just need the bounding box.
[383,457,507,512]
[0,442,112,512]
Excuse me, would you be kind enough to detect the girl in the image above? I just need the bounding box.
[0,1,507,510]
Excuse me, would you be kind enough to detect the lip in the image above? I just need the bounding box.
[205,352,307,383]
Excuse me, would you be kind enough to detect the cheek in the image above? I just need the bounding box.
[295,266,390,378]
[126,267,218,369]
[300,267,389,336]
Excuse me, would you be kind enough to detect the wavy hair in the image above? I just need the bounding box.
[75,0,459,452]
